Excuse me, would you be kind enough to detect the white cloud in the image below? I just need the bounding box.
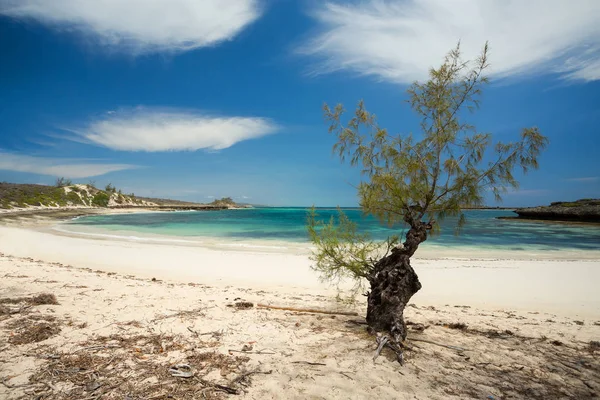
[0,152,137,178]
[505,189,551,196]
[301,0,600,83]
[0,0,262,54]
[568,176,599,182]
[67,108,279,152]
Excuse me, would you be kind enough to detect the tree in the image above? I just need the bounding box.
[307,43,548,349]
[55,177,72,187]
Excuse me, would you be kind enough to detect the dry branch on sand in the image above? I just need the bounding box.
[256,303,358,316]
[0,292,59,306]
[8,321,61,345]
[19,331,266,399]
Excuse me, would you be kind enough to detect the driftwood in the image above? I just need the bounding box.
[256,303,358,316]
[230,369,272,385]
[291,361,327,366]
[228,349,276,355]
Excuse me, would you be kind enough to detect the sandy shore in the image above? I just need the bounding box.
[1,214,599,399]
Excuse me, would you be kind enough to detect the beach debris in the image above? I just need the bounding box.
[447,322,468,330]
[588,341,600,353]
[229,368,273,388]
[241,344,253,352]
[150,307,206,322]
[229,348,276,355]
[9,322,61,345]
[291,360,327,366]
[187,328,224,339]
[406,320,428,332]
[169,364,194,378]
[232,301,254,309]
[573,320,584,325]
[0,292,58,306]
[256,303,358,316]
[23,337,254,398]
[86,381,101,392]
[0,304,23,315]
[30,293,59,305]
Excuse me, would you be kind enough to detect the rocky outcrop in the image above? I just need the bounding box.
[513,199,600,222]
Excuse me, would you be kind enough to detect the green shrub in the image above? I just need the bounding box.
[66,191,83,205]
[92,192,110,207]
[55,177,72,187]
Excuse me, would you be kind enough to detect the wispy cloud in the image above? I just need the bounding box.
[0,0,262,54]
[66,107,279,152]
[301,0,600,84]
[568,176,599,182]
[504,189,551,197]
[0,151,138,178]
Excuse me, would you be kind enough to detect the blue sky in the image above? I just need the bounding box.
[0,0,599,207]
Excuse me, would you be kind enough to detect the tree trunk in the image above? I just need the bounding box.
[366,221,430,344]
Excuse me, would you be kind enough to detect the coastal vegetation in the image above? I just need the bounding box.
[209,197,239,207]
[54,177,72,187]
[0,182,146,209]
[0,182,247,211]
[308,43,548,354]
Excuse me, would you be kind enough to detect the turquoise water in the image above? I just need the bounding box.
[64,208,600,252]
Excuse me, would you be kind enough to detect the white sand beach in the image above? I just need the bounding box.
[1,214,599,399]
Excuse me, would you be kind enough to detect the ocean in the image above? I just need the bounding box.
[61,208,600,253]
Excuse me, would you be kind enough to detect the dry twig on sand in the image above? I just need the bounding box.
[257,303,358,316]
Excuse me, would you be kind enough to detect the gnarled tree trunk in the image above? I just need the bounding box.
[366,221,430,344]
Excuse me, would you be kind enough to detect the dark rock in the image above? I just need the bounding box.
[512,199,600,223]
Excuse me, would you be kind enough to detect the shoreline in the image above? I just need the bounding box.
[54,213,600,261]
[1,209,599,399]
[0,215,598,317]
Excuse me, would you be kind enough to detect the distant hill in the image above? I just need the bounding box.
[0,183,155,210]
[208,197,251,208]
[0,183,248,211]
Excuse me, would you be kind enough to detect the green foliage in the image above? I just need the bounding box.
[92,192,110,207]
[0,182,150,209]
[550,199,600,207]
[65,191,82,204]
[210,197,237,206]
[308,43,548,283]
[0,183,87,208]
[105,183,116,193]
[55,177,72,187]
[307,207,398,284]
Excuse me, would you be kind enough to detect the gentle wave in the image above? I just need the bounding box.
[218,243,290,250]
[53,226,202,244]
[61,208,600,252]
